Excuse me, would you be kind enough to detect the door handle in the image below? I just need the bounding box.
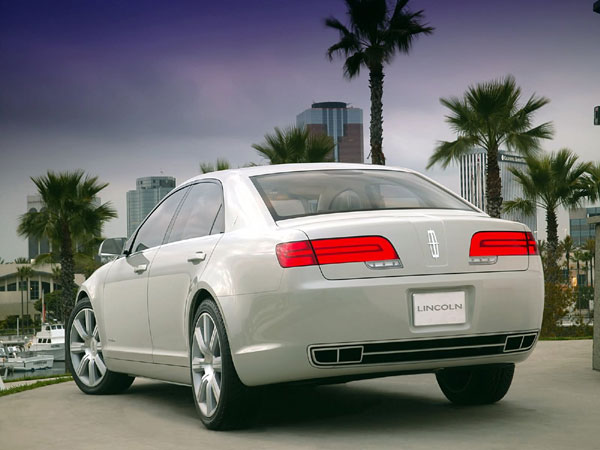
[133,264,147,274]
[187,251,206,264]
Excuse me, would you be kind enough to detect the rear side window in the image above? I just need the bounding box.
[251,170,473,220]
[166,182,224,243]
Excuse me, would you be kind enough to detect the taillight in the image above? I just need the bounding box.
[276,236,398,268]
[276,240,317,268]
[469,231,538,256]
[312,236,398,265]
[525,232,538,255]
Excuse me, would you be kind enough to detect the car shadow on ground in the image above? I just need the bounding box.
[121,378,535,433]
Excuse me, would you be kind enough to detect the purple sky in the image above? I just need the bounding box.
[1,0,599,260]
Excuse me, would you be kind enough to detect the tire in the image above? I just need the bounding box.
[66,298,135,395]
[436,364,515,405]
[190,299,252,430]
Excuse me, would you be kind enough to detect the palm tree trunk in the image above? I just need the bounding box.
[60,222,77,323]
[20,279,24,324]
[369,65,385,165]
[26,277,29,329]
[486,145,502,218]
[545,208,560,283]
[546,208,559,255]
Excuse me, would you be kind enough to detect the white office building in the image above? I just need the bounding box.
[459,149,537,233]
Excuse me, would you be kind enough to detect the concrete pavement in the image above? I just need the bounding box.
[1,340,598,450]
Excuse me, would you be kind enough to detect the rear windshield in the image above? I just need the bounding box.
[251,169,474,220]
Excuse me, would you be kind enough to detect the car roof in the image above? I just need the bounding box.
[181,163,414,186]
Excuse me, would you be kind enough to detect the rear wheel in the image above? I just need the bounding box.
[66,298,134,395]
[190,299,252,430]
[436,364,515,405]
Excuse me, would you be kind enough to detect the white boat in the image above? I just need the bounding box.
[27,323,65,362]
[0,346,54,371]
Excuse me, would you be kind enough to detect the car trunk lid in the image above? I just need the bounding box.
[277,210,530,280]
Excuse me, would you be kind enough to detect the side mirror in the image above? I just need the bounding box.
[98,237,127,264]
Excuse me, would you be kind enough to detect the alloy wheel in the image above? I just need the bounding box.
[191,312,222,418]
[69,308,107,387]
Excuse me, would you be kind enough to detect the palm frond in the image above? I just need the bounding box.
[584,162,600,202]
[503,197,536,215]
[252,126,334,164]
[427,136,478,169]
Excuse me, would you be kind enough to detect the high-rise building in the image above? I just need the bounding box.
[296,102,364,163]
[126,176,176,237]
[569,206,600,246]
[26,195,51,260]
[459,149,537,233]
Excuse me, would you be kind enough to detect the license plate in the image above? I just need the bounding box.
[412,291,466,327]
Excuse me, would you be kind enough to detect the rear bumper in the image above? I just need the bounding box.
[219,261,544,386]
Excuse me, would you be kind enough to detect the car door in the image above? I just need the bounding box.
[102,186,189,363]
[147,181,225,366]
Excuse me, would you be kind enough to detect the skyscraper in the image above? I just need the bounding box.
[26,195,51,260]
[459,149,537,233]
[126,176,176,237]
[296,102,364,163]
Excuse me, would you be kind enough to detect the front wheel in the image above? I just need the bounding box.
[66,298,134,395]
[190,299,252,430]
[436,364,515,405]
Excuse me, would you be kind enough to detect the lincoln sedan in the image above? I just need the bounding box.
[67,163,544,430]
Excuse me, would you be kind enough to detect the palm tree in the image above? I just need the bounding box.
[503,149,590,276]
[561,235,574,279]
[573,247,584,286]
[17,170,116,321]
[13,257,29,264]
[200,159,231,174]
[252,126,335,164]
[584,238,595,287]
[586,162,600,201]
[325,0,433,165]
[427,75,553,218]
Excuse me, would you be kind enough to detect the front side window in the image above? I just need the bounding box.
[130,187,188,253]
[167,182,224,244]
[251,169,474,220]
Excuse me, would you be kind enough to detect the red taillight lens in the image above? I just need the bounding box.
[276,241,317,268]
[469,231,538,256]
[525,232,538,255]
[276,236,398,268]
[312,236,398,265]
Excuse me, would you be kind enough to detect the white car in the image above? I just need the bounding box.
[67,163,544,429]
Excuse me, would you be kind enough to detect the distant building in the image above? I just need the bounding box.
[26,195,51,261]
[0,263,85,321]
[296,102,364,163]
[126,176,176,237]
[459,149,537,233]
[569,206,600,246]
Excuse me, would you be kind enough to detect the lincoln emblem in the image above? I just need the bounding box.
[427,229,440,259]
